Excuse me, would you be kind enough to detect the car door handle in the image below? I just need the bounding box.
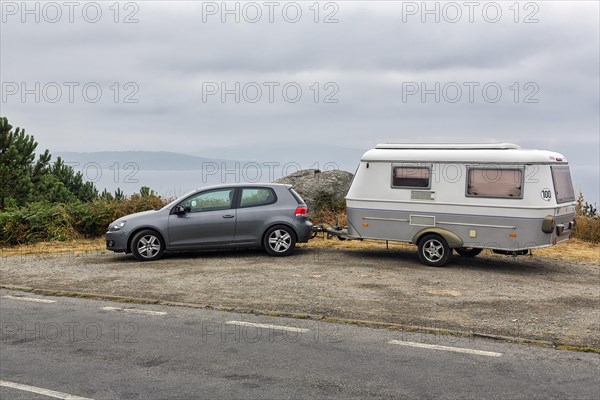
[222,214,235,219]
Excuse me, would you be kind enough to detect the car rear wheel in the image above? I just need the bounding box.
[455,247,483,257]
[131,230,165,261]
[418,234,451,267]
[264,225,296,257]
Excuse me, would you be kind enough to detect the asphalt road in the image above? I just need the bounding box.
[0,289,598,400]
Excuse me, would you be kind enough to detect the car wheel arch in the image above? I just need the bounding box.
[261,222,298,246]
[127,227,166,253]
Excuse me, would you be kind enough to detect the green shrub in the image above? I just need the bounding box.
[0,193,167,246]
[312,191,346,227]
[0,202,79,244]
[314,191,345,213]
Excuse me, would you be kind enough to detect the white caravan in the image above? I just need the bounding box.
[345,143,577,266]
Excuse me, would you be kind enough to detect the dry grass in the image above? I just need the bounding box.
[1,235,598,263]
[299,236,415,251]
[0,238,106,257]
[532,239,600,262]
[573,216,600,243]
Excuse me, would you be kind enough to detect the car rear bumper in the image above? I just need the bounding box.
[294,220,313,243]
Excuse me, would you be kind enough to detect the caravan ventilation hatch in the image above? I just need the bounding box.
[411,191,435,201]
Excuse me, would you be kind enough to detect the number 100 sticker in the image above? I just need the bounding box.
[541,188,552,201]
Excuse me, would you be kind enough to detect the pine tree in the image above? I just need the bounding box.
[100,188,114,200]
[1,117,37,208]
[49,157,98,202]
[114,188,125,201]
[0,117,99,208]
[140,186,155,197]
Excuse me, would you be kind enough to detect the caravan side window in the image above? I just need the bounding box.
[466,167,523,199]
[392,166,431,189]
[551,166,575,203]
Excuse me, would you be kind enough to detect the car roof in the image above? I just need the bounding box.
[194,182,292,191]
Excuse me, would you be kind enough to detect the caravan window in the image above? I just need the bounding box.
[392,166,431,189]
[467,167,523,199]
[551,166,575,203]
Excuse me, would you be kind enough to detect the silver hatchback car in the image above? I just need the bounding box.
[106,183,313,261]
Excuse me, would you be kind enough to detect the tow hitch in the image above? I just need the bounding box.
[311,224,349,240]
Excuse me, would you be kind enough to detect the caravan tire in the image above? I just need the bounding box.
[418,234,451,267]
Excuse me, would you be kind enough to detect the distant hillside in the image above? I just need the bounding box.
[55,151,243,171]
[205,144,364,172]
[55,144,365,173]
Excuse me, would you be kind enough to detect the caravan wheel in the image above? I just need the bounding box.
[418,234,451,267]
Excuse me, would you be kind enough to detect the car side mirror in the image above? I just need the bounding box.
[173,205,189,215]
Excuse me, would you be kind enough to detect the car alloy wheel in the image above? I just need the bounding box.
[264,225,296,257]
[131,230,165,261]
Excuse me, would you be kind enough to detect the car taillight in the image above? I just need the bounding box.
[294,205,308,216]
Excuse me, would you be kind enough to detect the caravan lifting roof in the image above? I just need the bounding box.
[362,144,567,164]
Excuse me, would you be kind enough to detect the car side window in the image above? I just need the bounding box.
[240,188,276,208]
[180,189,235,212]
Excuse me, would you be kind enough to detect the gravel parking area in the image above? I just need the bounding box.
[1,245,598,347]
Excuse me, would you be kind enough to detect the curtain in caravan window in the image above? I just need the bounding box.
[467,168,523,198]
[393,167,430,188]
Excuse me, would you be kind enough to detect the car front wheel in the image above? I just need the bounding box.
[264,225,296,257]
[131,230,165,261]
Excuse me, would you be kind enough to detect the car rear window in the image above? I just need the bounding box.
[240,188,277,208]
[551,166,575,203]
[289,188,306,204]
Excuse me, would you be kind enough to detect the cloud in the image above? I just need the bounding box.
[1,1,598,201]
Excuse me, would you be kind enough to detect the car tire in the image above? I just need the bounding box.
[455,247,483,257]
[264,225,296,257]
[131,229,165,261]
[418,234,451,267]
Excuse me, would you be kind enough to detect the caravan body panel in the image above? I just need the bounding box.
[345,144,576,251]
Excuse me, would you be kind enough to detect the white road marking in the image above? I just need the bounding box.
[100,306,167,316]
[0,380,93,400]
[2,295,56,304]
[388,340,502,357]
[225,320,310,333]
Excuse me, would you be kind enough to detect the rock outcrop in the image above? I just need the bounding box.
[274,169,353,211]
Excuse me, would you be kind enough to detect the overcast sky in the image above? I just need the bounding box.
[1,1,598,201]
